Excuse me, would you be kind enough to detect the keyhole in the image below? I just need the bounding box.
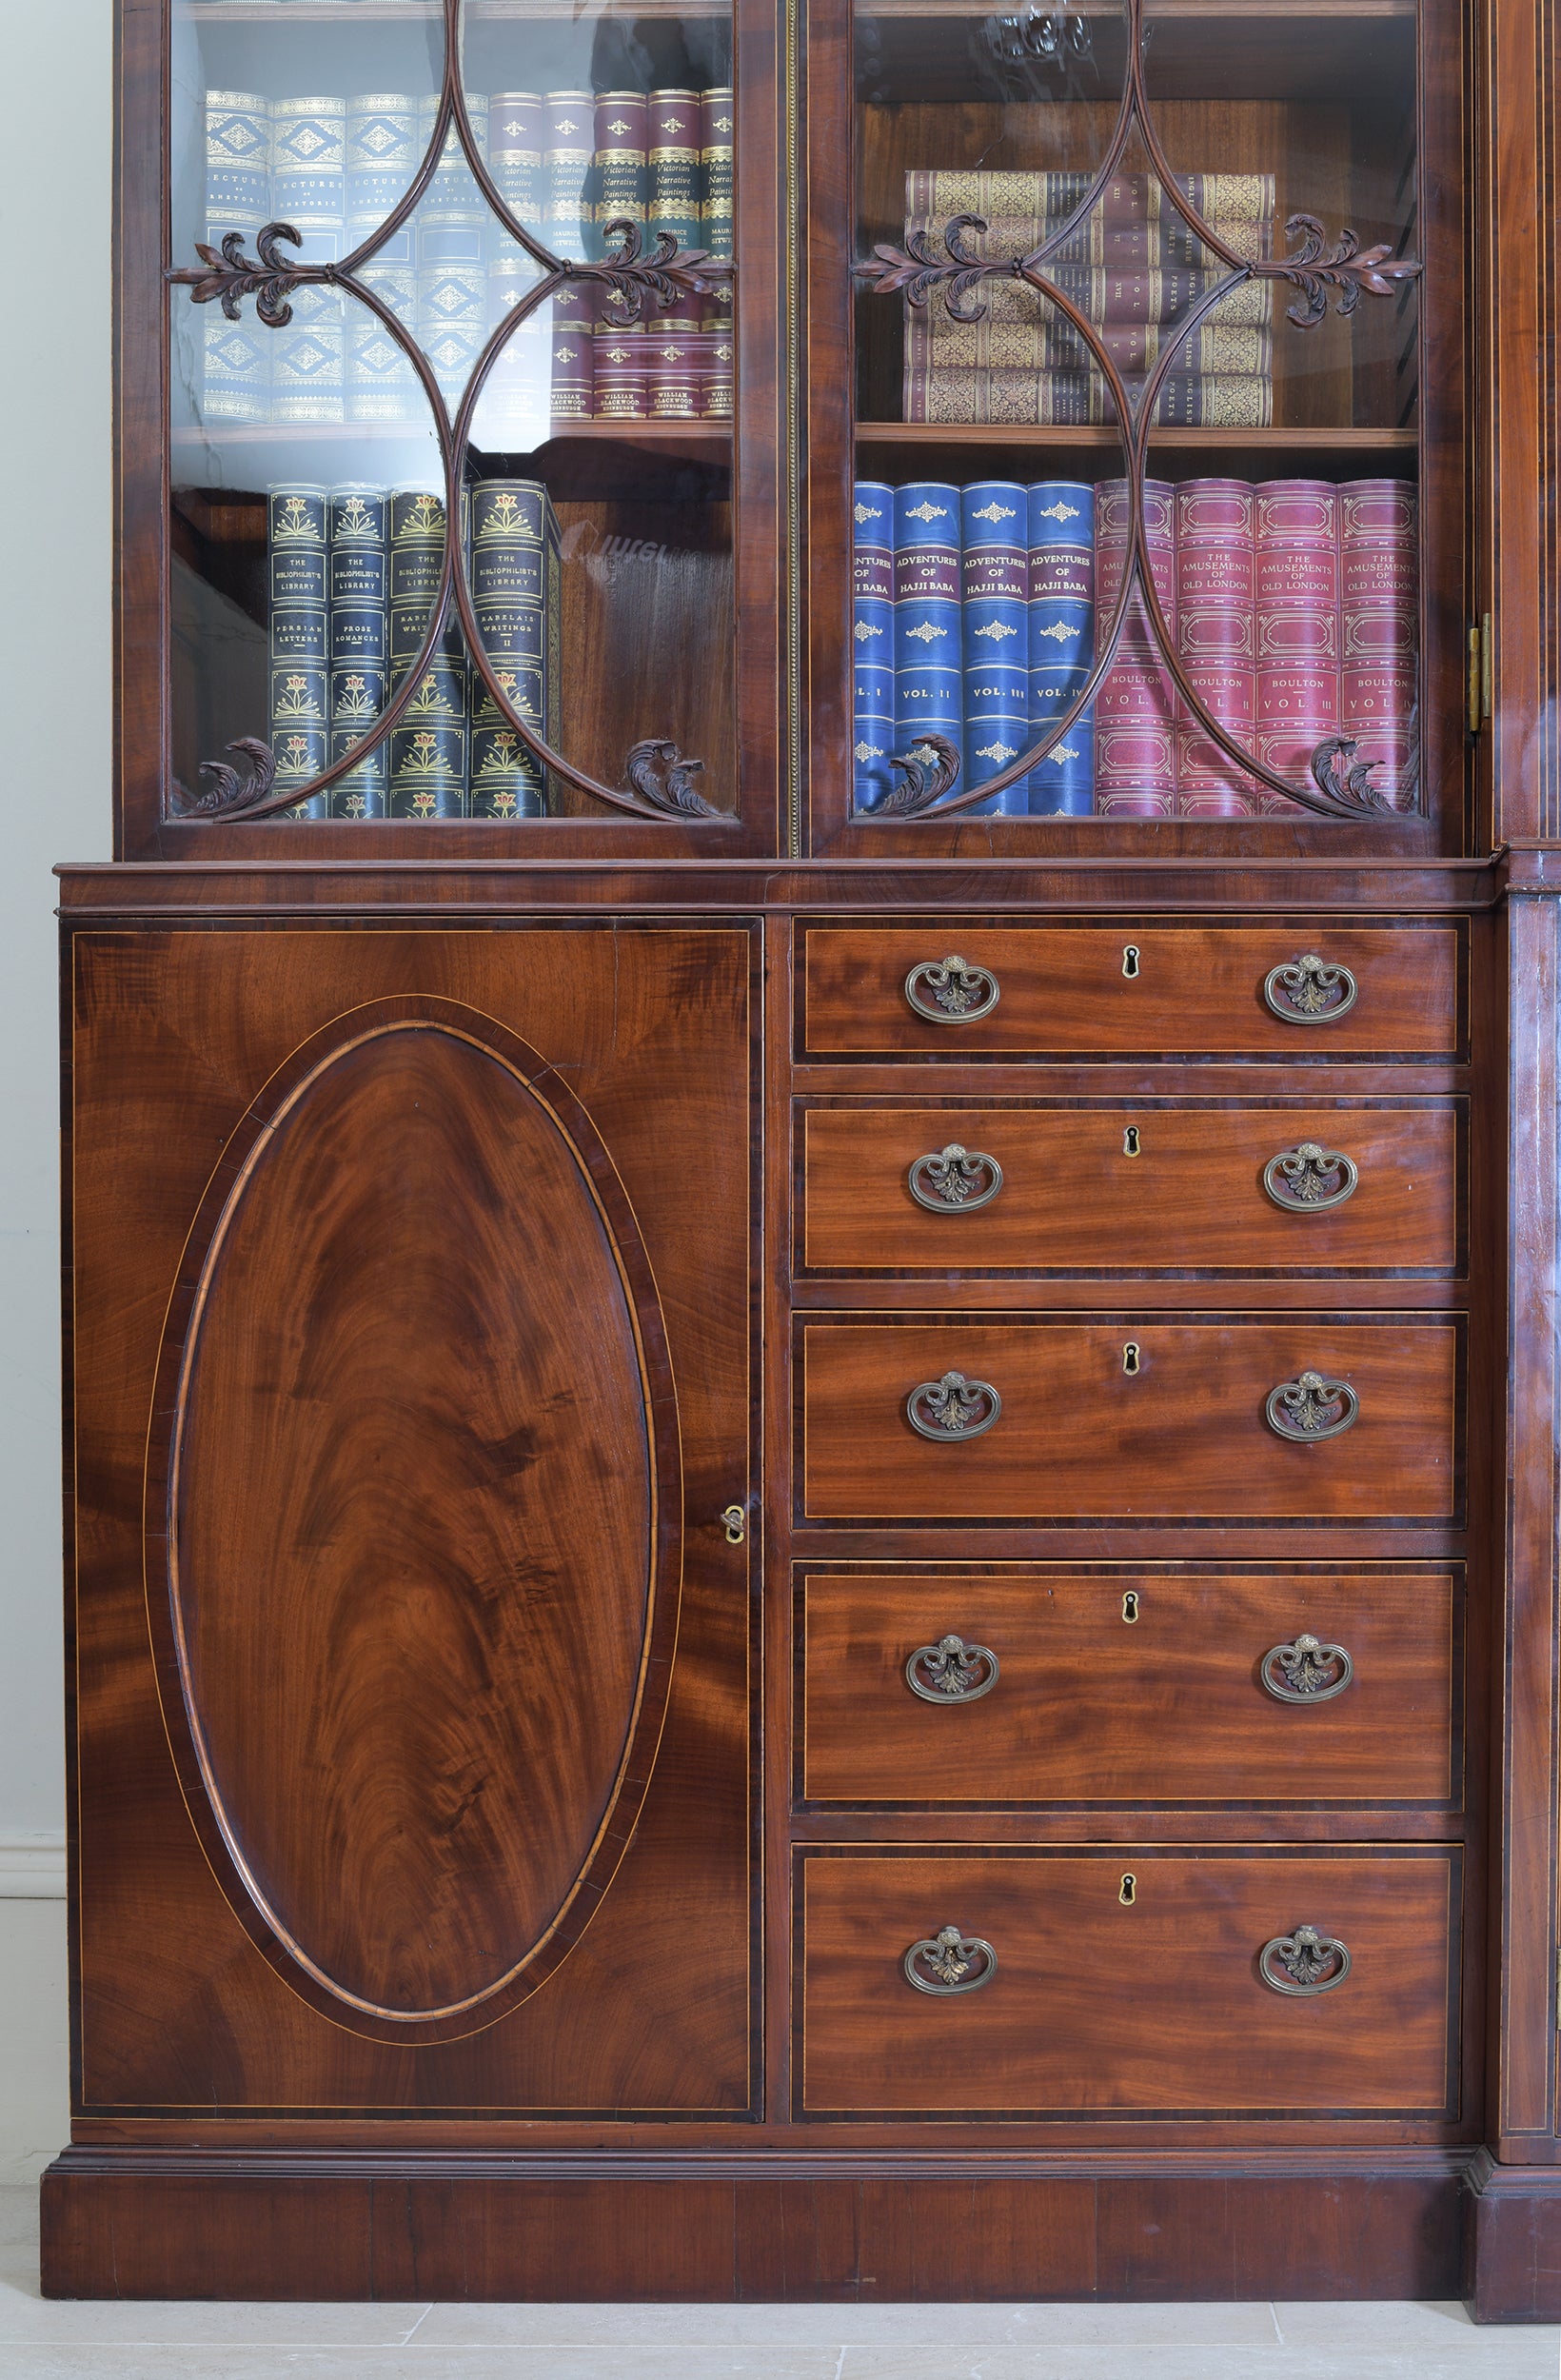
[1123,1125,1140,1157]
[1121,1591,1139,1624]
[1122,945,1140,979]
[1119,1873,1137,1906]
[1122,1341,1141,1376]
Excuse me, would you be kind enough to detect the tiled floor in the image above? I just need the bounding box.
[3,2192,1556,2379]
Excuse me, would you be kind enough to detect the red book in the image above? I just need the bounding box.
[648,316,701,417]
[696,327,735,418]
[549,283,596,419]
[1175,477,1256,818]
[1255,479,1339,809]
[594,321,646,419]
[1095,476,1177,818]
[1341,479,1418,808]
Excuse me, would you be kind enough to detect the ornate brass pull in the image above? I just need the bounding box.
[720,1503,746,1545]
[1263,1141,1359,1212]
[1258,1924,1352,1996]
[905,1633,1000,1703]
[904,954,1001,1024]
[903,1923,998,1995]
[907,1143,1004,1213]
[906,1370,1002,1440]
[1261,1633,1354,1702]
[1262,953,1359,1024]
[1266,1370,1359,1441]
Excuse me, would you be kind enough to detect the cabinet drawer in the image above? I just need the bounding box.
[797,1849,1459,2116]
[800,1104,1459,1276]
[799,925,1463,1059]
[800,1570,1459,1807]
[798,1318,1461,1522]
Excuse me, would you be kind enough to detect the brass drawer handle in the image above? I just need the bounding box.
[1263,952,1359,1024]
[1262,1141,1359,1212]
[1258,1924,1353,1996]
[905,1633,1000,1703]
[1261,1634,1354,1703]
[1266,1370,1359,1441]
[903,1923,998,1995]
[904,954,1001,1024]
[906,1369,1002,1440]
[908,1142,1004,1213]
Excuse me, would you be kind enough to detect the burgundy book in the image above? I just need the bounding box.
[696,327,735,418]
[1255,479,1340,808]
[648,317,701,417]
[1341,478,1418,808]
[1175,477,1256,818]
[549,284,596,419]
[1095,476,1177,818]
[594,91,647,235]
[595,321,646,418]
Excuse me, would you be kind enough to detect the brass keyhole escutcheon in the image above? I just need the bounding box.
[1119,1873,1137,1906]
[1122,944,1141,979]
[1122,1341,1141,1376]
[1123,1125,1141,1157]
[720,1503,746,1545]
[1122,1591,1139,1624]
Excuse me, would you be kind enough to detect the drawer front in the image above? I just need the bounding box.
[800,925,1463,1059]
[799,1318,1461,1522]
[798,1849,1459,2116]
[800,1105,1459,1276]
[800,1570,1459,1807]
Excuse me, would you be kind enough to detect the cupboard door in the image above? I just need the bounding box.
[69,922,756,2113]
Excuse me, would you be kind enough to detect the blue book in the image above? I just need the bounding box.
[203,90,271,424]
[467,479,559,818]
[271,98,346,425]
[961,481,1029,816]
[851,482,895,812]
[416,97,489,410]
[267,486,330,820]
[1026,479,1096,814]
[327,486,389,818]
[893,482,962,799]
[347,96,419,424]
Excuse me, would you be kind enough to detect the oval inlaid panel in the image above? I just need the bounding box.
[151,1000,675,2043]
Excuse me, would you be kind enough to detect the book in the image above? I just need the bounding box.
[545,89,595,263]
[960,481,1030,815]
[549,285,596,418]
[1095,477,1178,818]
[852,482,896,812]
[388,488,465,819]
[417,95,488,408]
[893,482,963,789]
[267,486,330,819]
[203,91,271,423]
[467,479,561,818]
[595,91,647,241]
[648,89,703,256]
[1175,478,1257,817]
[326,485,389,818]
[1340,478,1418,808]
[905,368,1273,427]
[270,98,346,425]
[904,169,1274,228]
[489,90,544,229]
[1255,479,1339,808]
[701,88,736,344]
[346,96,418,424]
[700,325,736,418]
[648,318,701,418]
[910,311,1273,382]
[596,322,648,418]
[1025,480,1094,815]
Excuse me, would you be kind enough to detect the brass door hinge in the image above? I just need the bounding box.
[1467,613,1492,734]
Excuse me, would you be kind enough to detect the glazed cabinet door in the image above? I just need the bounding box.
[67,921,756,2118]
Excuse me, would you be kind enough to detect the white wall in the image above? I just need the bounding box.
[0,0,114,2180]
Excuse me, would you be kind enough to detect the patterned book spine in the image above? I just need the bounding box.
[596,322,647,419]
[647,316,701,417]
[904,367,1271,427]
[388,488,465,818]
[648,89,703,254]
[270,98,346,424]
[267,486,330,819]
[481,95,547,437]
[1255,478,1340,809]
[595,91,647,238]
[1175,477,1256,817]
[700,324,736,418]
[1025,479,1095,815]
[417,94,488,408]
[959,481,1030,816]
[468,480,558,817]
[346,96,417,422]
[489,90,545,230]
[701,88,736,343]
[893,482,963,787]
[852,482,896,812]
[326,484,389,818]
[911,291,1272,386]
[550,284,597,417]
[1050,214,1272,271]
[545,90,594,263]
[1340,479,1418,809]
[203,91,270,422]
[1094,477,1177,817]
[904,169,1090,223]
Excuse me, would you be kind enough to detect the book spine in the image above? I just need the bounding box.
[906,169,1089,222]
[959,481,1030,816]
[699,325,735,417]
[904,367,1271,426]
[1094,477,1177,817]
[326,484,389,818]
[701,88,735,338]
[1256,479,1340,810]
[648,89,704,255]
[488,90,544,229]
[596,321,647,418]
[270,98,346,424]
[1025,479,1094,815]
[544,89,594,263]
[267,486,330,820]
[893,482,962,788]
[388,488,465,818]
[417,95,487,407]
[550,284,597,418]
[346,96,418,423]
[467,479,554,817]
[1340,478,1418,808]
[852,481,896,813]
[595,91,647,238]
[648,316,701,417]
[1049,215,1271,271]
[203,91,271,423]
[1175,477,1256,817]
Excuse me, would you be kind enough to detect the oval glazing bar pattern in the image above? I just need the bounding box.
[167,0,737,823]
[852,0,1422,822]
